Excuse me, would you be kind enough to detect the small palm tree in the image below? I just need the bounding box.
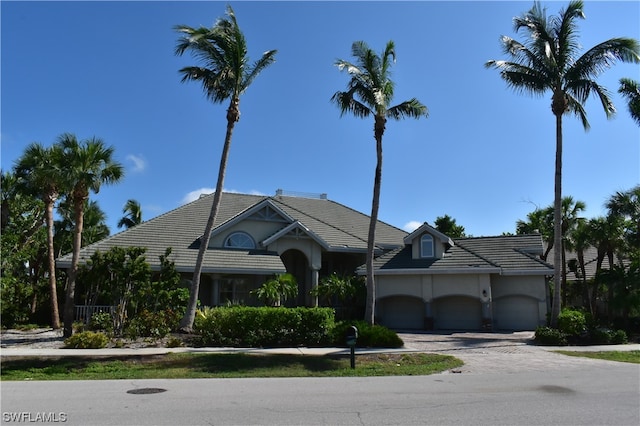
[332,40,428,325]
[59,133,124,337]
[618,78,640,126]
[174,5,277,331]
[485,0,639,327]
[117,199,142,229]
[14,142,66,329]
[251,273,298,307]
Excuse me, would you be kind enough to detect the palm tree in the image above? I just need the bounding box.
[434,215,466,238]
[117,199,142,229]
[174,5,277,331]
[618,78,640,126]
[332,40,428,325]
[14,142,66,329]
[59,133,124,337]
[559,196,586,305]
[606,185,640,250]
[516,205,554,260]
[485,0,639,327]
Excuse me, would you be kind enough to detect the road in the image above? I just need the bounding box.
[2,360,639,425]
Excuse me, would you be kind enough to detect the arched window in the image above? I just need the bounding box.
[224,232,255,249]
[421,234,434,258]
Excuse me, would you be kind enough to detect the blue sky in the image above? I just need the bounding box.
[2,1,639,237]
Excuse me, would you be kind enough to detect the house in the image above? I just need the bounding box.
[363,223,553,331]
[57,190,553,330]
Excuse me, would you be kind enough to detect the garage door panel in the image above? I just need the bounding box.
[380,297,424,330]
[493,296,539,330]
[435,296,481,330]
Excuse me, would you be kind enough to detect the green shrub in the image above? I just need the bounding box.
[88,311,113,333]
[611,329,628,344]
[534,326,568,346]
[331,321,403,348]
[125,309,180,339]
[63,331,108,349]
[193,306,335,347]
[557,308,586,336]
[590,328,613,345]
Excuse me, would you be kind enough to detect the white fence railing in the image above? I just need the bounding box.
[75,305,115,323]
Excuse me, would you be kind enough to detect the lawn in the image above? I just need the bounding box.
[0,352,463,381]
[555,350,640,364]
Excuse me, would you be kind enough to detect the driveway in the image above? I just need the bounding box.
[397,331,640,374]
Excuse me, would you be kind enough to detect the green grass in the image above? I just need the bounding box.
[556,350,640,364]
[0,352,462,381]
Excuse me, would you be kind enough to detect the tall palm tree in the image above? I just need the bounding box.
[174,5,277,331]
[59,133,123,337]
[618,78,640,126]
[606,185,640,250]
[14,142,66,329]
[332,40,428,325]
[485,0,639,327]
[117,199,142,229]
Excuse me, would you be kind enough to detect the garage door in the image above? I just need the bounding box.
[493,296,539,331]
[434,296,482,330]
[379,296,424,330]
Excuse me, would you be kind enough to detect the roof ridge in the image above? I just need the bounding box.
[271,196,374,247]
[514,247,554,269]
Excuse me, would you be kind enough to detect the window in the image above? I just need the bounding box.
[224,232,255,249]
[421,234,434,258]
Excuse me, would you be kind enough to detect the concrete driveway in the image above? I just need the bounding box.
[397,331,640,374]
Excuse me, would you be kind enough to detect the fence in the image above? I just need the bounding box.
[75,305,115,324]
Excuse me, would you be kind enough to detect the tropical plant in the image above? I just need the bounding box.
[606,185,640,251]
[251,273,298,307]
[560,196,586,305]
[55,199,110,258]
[59,133,124,337]
[618,78,640,126]
[117,199,142,229]
[486,0,640,327]
[331,40,429,324]
[434,215,466,238]
[174,5,277,331]
[516,204,554,260]
[14,142,66,329]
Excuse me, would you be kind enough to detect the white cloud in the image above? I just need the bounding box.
[403,221,422,232]
[181,188,215,204]
[126,154,146,173]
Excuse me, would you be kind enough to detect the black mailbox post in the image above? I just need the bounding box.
[345,325,358,369]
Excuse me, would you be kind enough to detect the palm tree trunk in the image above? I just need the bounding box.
[550,112,563,328]
[45,199,61,329]
[364,117,385,325]
[63,198,85,337]
[180,99,239,332]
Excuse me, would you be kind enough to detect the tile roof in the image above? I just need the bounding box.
[362,234,553,275]
[56,192,407,273]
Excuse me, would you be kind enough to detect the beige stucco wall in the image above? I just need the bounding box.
[409,234,446,259]
[376,273,492,302]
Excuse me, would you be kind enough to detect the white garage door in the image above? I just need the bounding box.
[379,296,424,330]
[493,296,539,331]
[435,296,482,330]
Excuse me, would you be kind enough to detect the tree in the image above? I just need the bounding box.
[117,199,142,229]
[59,133,124,337]
[434,215,466,238]
[606,185,640,250]
[618,78,640,126]
[174,5,277,331]
[559,196,586,305]
[331,40,428,325]
[516,205,554,260]
[486,0,639,327]
[14,142,66,329]
[251,273,298,307]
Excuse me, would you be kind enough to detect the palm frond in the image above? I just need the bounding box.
[386,99,428,120]
[619,78,640,125]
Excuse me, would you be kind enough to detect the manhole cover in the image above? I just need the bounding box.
[127,388,167,395]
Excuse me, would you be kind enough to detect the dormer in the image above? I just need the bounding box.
[403,222,454,260]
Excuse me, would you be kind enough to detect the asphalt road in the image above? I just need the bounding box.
[2,362,639,426]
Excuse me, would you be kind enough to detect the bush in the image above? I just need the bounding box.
[611,329,628,344]
[557,308,587,336]
[331,321,403,348]
[589,328,628,345]
[88,311,113,333]
[125,309,180,339]
[194,306,335,347]
[534,326,568,346]
[63,331,108,349]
